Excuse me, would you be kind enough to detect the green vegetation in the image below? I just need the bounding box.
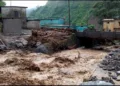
[0,0,6,18]
[88,24,95,30]
[0,0,5,31]
[0,0,6,6]
[28,0,120,26]
[28,1,96,26]
[93,0,120,24]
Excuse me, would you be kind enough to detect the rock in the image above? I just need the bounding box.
[19,38,28,46]
[108,72,117,80]
[109,52,114,56]
[36,42,42,47]
[101,77,114,84]
[100,49,120,71]
[0,45,7,51]
[80,81,113,85]
[116,76,120,81]
[15,41,24,48]
[88,76,97,81]
[116,71,120,75]
[35,44,48,54]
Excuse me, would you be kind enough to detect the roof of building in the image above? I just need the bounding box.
[1,6,27,8]
[103,19,114,21]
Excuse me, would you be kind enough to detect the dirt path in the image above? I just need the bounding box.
[0,48,108,85]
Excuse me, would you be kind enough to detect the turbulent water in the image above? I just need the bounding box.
[0,48,109,85]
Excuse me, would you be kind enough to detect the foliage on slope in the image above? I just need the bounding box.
[28,1,96,26]
[0,0,5,6]
[93,0,120,24]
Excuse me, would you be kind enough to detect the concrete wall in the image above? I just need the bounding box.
[114,20,120,29]
[103,21,114,31]
[27,21,40,29]
[103,19,120,32]
[3,19,22,35]
[1,7,26,18]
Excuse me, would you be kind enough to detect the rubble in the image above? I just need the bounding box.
[80,81,113,85]
[100,49,120,71]
[27,28,77,53]
[35,44,48,54]
[7,37,28,49]
[81,76,114,85]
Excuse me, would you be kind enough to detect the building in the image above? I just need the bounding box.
[27,19,40,29]
[103,18,120,32]
[0,6,27,35]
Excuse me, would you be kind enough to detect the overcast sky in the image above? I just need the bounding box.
[5,1,48,9]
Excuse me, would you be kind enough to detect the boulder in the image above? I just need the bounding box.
[0,45,7,51]
[35,44,48,54]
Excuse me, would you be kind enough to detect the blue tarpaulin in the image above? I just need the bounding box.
[39,18,88,32]
[75,26,88,32]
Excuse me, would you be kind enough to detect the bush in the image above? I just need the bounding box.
[88,24,95,30]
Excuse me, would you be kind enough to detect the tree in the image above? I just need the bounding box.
[0,0,6,17]
[93,0,120,24]
[0,0,6,6]
[0,0,5,31]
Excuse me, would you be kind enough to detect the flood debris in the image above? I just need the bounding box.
[0,39,7,51]
[81,76,114,85]
[8,37,28,49]
[27,28,77,54]
[100,49,120,71]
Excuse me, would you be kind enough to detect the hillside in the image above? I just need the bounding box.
[28,1,97,26]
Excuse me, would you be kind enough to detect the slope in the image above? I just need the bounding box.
[28,0,96,26]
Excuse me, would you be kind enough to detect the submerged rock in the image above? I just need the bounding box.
[35,44,48,54]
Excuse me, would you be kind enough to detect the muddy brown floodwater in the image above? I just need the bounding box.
[0,48,109,85]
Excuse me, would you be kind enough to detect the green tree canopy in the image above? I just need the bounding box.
[93,0,120,24]
[0,0,6,6]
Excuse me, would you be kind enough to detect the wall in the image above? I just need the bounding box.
[27,21,40,29]
[103,21,114,31]
[1,7,26,18]
[40,19,65,26]
[114,20,120,29]
[3,19,22,35]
